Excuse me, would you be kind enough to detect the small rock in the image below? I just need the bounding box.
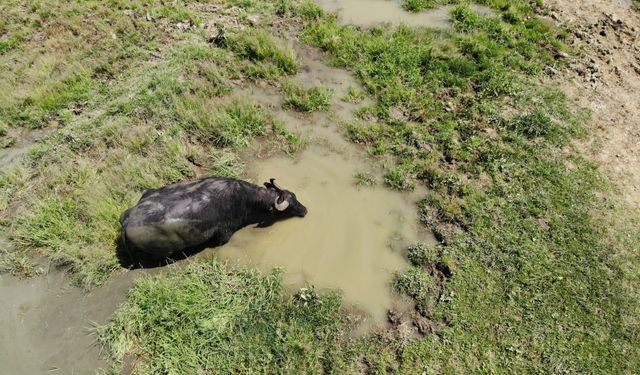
[444,102,454,112]
[146,12,153,22]
[387,310,402,326]
[389,106,408,121]
[614,66,622,77]
[417,140,432,152]
[571,63,586,76]
[208,24,226,47]
[247,15,259,26]
[537,217,551,231]
[176,22,191,31]
[413,317,432,335]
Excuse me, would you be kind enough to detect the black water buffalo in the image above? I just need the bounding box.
[119,177,307,260]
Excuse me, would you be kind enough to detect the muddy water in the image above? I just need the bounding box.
[213,45,433,324]
[0,265,139,374]
[315,0,493,28]
[613,0,634,10]
[216,148,426,323]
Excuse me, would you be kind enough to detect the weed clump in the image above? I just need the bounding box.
[178,98,270,149]
[0,248,41,278]
[354,171,377,187]
[401,0,441,12]
[281,81,333,112]
[227,29,299,79]
[341,86,365,103]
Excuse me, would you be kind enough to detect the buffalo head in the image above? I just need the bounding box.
[264,178,308,218]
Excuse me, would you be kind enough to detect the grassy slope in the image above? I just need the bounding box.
[0,0,638,374]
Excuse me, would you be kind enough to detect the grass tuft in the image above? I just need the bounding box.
[228,29,299,79]
[281,81,333,112]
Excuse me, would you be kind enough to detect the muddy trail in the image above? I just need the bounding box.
[543,0,640,209]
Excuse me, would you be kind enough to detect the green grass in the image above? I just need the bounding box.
[402,0,447,12]
[0,0,170,129]
[227,28,299,80]
[0,248,41,278]
[298,2,639,373]
[99,261,354,374]
[354,171,377,187]
[281,80,333,112]
[0,120,7,137]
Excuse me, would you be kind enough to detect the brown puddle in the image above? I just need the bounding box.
[211,45,434,325]
[0,265,140,374]
[314,0,494,28]
[215,147,429,324]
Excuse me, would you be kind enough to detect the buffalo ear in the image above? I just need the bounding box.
[264,181,274,189]
[274,195,289,211]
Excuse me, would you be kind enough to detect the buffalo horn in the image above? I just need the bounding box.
[270,178,283,192]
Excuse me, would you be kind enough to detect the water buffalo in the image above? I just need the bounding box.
[119,177,307,261]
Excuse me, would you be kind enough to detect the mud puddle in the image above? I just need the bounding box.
[613,0,634,10]
[314,0,493,28]
[216,148,428,324]
[0,265,142,374]
[212,45,434,325]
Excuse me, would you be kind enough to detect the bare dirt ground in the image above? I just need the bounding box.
[545,0,640,208]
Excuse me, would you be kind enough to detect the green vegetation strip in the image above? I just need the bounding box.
[281,80,333,112]
[99,261,352,374]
